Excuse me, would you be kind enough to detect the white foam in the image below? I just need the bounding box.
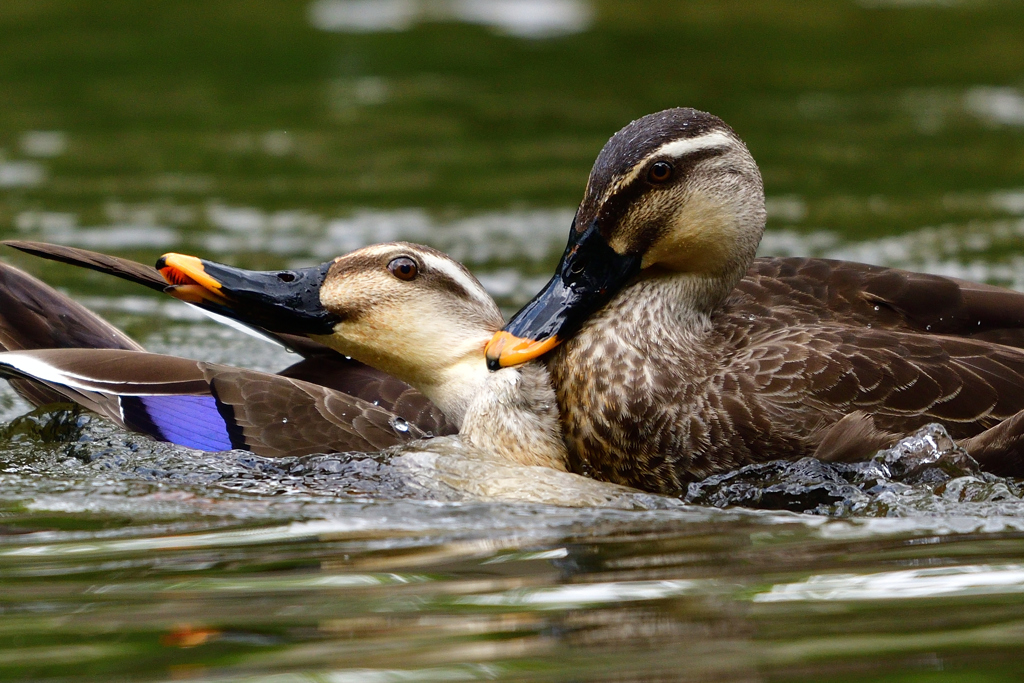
[457,579,702,608]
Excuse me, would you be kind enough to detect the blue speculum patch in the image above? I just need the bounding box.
[126,395,233,451]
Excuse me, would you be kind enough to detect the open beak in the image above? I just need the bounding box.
[484,222,641,370]
[157,253,339,335]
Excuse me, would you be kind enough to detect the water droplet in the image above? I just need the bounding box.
[282,418,288,424]
[926,325,932,331]
[391,417,410,433]
[873,305,880,312]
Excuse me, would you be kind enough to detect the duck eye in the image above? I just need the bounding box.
[387,257,418,281]
[648,161,673,184]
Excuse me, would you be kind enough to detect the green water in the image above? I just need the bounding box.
[3,1,1024,680]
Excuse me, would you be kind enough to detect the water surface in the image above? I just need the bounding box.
[3,1,1024,680]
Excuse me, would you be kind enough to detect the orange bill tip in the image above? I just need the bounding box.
[484,331,561,369]
[157,253,223,293]
[163,284,223,305]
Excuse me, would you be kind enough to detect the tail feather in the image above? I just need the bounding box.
[3,240,168,291]
[0,262,143,406]
[959,410,1024,477]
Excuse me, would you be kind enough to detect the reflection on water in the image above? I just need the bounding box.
[308,0,593,38]
[19,131,67,159]
[761,217,1024,288]
[756,564,1024,602]
[3,0,1024,680]
[5,396,1024,678]
[965,87,1024,128]
[0,161,45,189]
[3,441,1024,681]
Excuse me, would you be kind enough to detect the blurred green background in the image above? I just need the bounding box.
[2,0,1023,293]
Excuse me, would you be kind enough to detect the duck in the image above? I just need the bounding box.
[0,243,567,470]
[484,107,1024,493]
[0,242,456,439]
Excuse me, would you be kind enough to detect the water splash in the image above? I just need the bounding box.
[686,424,1024,518]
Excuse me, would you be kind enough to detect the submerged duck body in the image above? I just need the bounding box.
[488,108,1024,492]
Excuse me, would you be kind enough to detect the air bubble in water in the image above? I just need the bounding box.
[391,417,410,433]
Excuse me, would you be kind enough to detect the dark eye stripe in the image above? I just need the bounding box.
[595,146,729,236]
[424,269,474,301]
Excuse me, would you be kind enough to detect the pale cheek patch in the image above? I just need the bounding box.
[319,271,389,312]
[640,192,738,273]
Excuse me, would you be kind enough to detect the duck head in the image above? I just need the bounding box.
[157,243,504,425]
[485,107,766,369]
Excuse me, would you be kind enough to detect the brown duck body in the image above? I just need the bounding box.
[486,107,1024,493]
[550,256,1024,493]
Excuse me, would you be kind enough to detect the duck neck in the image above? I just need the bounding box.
[311,331,492,431]
[625,268,738,332]
[459,362,568,470]
[421,352,492,430]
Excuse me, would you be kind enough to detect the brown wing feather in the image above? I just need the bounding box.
[275,357,456,436]
[742,257,1024,346]
[0,262,144,405]
[723,317,1024,444]
[203,364,422,456]
[0,262,143,354]
[960,410,1024,477]
[0,350,212,429]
